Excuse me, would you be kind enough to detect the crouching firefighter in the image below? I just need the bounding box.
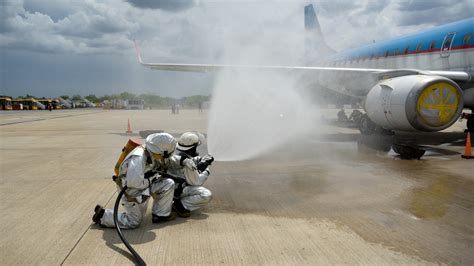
[92,132,179,228]
[168,132,214,218]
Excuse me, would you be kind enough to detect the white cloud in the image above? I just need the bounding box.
[3,0,472,55]
[1,0,473,97]
[126,0,195,11]
[1,0,138,54]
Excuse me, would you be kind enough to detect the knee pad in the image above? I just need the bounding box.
[152,178,175,193]
[202,188,212,202]
[163,178,175,190]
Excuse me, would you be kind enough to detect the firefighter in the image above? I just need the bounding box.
[93,133,179,228]
[169,132,214,217]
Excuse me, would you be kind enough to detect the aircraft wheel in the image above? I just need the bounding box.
[359,114,376,135]
[392,143,425,160]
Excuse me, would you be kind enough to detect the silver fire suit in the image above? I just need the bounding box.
[100,146,177,229]
[168,155,212,211]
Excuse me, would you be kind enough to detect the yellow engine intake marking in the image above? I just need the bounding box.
[417,82,459,127]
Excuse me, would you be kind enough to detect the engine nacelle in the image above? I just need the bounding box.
[365,75,464,132]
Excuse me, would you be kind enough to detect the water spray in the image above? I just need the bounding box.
[207,67,320,161]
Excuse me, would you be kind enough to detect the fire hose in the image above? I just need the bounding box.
[112,158,213,265]
[113,172,181,266]
[114,185,147,266]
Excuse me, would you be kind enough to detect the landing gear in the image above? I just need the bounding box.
[467,116,473,133]
[356,114,424,159]
[461,112,473,133]
[391,143,426,160]
[359,114,377,135]
[358,114,394,136]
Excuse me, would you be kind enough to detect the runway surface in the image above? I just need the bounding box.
[0,109,472,265]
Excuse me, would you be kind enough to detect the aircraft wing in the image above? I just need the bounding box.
[139,62,471,83]
[134,42,471,83]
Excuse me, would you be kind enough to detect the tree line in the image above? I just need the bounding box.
[60,92,210,109]
[12,92,210,109]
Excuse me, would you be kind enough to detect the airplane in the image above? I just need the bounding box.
[134,4,474,158]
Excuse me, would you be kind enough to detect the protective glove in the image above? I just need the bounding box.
[197,154,214,172]
[202,154,214,161]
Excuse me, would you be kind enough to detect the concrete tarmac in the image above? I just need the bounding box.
[0,109,472,265]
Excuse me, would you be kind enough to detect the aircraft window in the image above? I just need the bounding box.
[442,33,455,49]
[395,49,400,55]
[404,46,409,54]
[385,50,389,57]
[464,33,472,45]
[416,43,422,52]
[429,40,436,49]
[444,38,452,47]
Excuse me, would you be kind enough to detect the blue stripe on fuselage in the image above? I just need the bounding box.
[330,18,474,62]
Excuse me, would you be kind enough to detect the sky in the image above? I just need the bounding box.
[1,0,473,98]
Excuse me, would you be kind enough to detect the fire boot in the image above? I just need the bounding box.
[152,212,176,223]
[173,199,191,218]
[92,204,105,224]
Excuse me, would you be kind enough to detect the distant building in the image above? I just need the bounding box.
[110,99,144,110]
[127,99,145,110]
[111,99,127,109]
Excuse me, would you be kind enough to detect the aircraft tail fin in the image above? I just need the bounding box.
[304,4,321,31]
[304,4,334,62]
[134,40,143,64]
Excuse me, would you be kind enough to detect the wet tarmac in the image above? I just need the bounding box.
[210,140,473,264]
[0,109,472,265]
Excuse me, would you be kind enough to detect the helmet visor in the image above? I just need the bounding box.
[151,152,162,161]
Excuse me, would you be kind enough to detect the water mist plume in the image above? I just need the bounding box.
[207,67,321,161]
[204,3,328,161]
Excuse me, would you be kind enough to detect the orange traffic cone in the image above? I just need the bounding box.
[126,118,133,134]
[461,132,473,159]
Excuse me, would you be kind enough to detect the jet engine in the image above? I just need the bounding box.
[364,75,464,132]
